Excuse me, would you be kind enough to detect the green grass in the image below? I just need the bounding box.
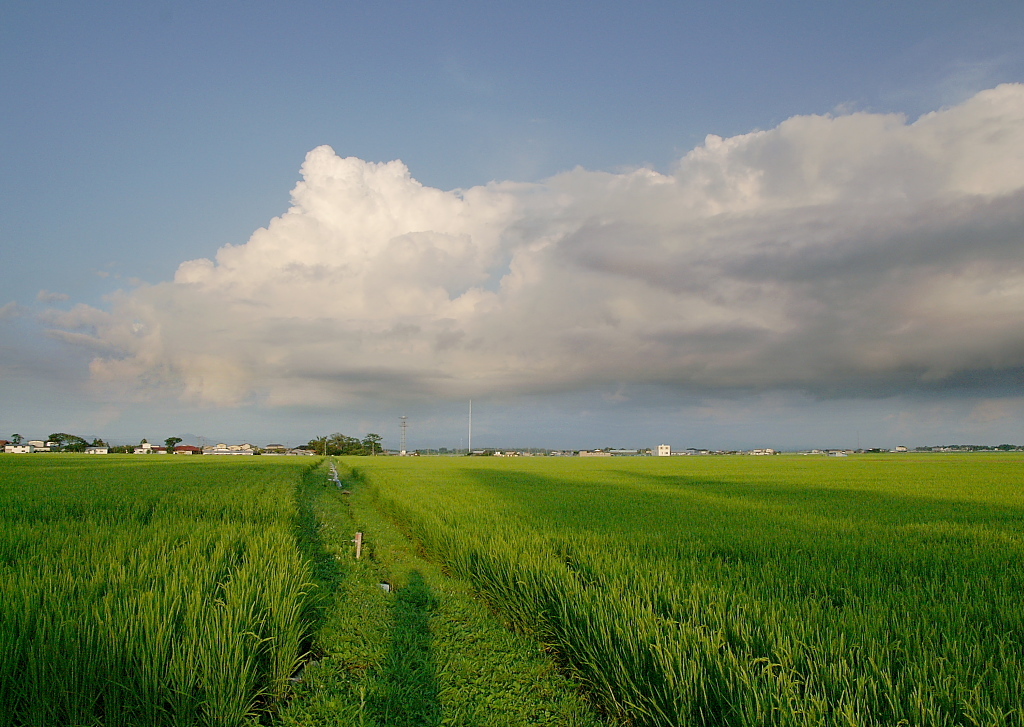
[343,454,1024,727]
[0,455,319,727]
[279,460,609,727]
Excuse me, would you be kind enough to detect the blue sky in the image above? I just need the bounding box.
[2,1,1023,450]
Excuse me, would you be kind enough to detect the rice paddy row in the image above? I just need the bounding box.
[0,455,611,727]
[345,454,1024,727]
[0,456,318,727]
[6,452,1022,726]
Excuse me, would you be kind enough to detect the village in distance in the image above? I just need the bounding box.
[2,432,1022,458]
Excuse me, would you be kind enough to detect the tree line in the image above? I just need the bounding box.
[47,433,108,452]
[305,432,383,456]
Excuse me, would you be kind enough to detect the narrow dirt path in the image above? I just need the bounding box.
[279,462,610,727]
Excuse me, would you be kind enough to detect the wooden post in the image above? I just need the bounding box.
[355,531,363,560]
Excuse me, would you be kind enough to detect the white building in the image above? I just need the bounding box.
[85,447,109,455]
[204,443,255,455]
[657,444,671,457]
[4,444,35,454]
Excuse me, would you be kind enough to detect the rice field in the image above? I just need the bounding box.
[0,455,319,727]
[344,453,1024,727]
[5,452,1023,726]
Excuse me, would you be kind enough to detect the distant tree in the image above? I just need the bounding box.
[11,434,22,445]
[362,433,383,456]
[307,433,374,456]
[165,437,183,453]
[330,433,365,455]
[49,432,89,452]
[90,438,108,447]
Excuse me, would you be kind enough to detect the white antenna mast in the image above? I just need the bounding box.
[400,415,408,456]
[468,399,473,455]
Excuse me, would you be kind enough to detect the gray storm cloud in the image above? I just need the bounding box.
[57,84,1024,407]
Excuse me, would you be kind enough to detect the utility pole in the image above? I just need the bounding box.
[468,399,472,455]
[400,416,408,456]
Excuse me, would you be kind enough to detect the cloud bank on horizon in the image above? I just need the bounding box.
[50,85,1024,409]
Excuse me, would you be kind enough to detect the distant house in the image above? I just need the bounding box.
[657,444,671,457]
[894,445,908,453]
[27,440,51,452]
[85,446,108,455]
[749,448,776,456]
[264,443,287,454]
[174,445,202,455]
[135,443,154,454]
[4,444,35,454]
[578,450,612,457]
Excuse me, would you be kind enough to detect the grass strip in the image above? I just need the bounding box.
[280,460,610,727]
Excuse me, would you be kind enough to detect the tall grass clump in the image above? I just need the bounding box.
[343,454,1024,727]
[0,455,321,727]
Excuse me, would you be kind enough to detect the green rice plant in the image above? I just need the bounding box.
[0,455,321,726]
[342,454,1024,727]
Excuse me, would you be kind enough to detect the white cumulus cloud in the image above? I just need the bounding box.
[61,84,1024,408]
